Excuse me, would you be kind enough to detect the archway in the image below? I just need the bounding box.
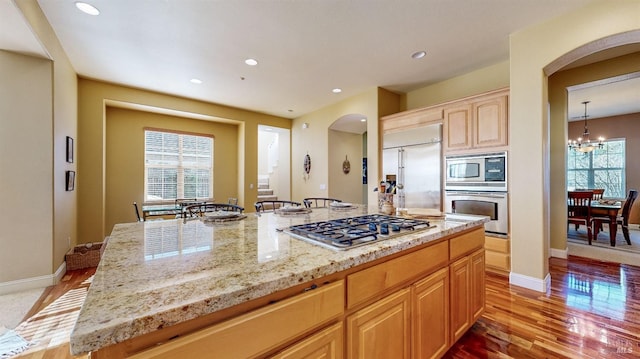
[546,32,640,263]
[328,114,368,204]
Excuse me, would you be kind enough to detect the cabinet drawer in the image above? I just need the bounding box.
[449,228,484,260]
[271,322,343,359]
[485,236,509,253]
[347,242,448,309]
[130,280,345,359]
[485,250,510,271]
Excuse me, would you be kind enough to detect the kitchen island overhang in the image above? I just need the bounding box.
[70,206,488,357]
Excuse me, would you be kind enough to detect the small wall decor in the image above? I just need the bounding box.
[66,170,75,191]
[66,136,74,163]
[362,158,367,184]
[303,152,311,181]
[342,155,351,174]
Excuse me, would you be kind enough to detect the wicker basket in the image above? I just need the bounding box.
[65,242,104,270]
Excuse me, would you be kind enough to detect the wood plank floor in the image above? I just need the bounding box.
[11,256,640,358]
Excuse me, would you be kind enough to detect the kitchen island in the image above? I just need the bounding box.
[70,206,488,358]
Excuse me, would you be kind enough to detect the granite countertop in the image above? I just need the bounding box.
[69,206,486,355]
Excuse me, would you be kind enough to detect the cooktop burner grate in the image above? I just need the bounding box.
[284,214,433,250]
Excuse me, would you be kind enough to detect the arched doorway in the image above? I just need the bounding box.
[546,33,640,264]
[328,114,368,205]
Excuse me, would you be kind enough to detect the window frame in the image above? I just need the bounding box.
[144,128,214,203]
[567,138,626,198]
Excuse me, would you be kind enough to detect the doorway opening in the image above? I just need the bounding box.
[328,114,368,205]
[258,125,291,202]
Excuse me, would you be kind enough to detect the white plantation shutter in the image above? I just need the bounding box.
[144,130,213,202]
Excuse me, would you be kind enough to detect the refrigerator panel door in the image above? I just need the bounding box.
[382,148,399,181]
[402,143,441,209]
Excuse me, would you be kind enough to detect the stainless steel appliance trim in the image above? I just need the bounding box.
[444,191,509,236]
[445,151,507,192]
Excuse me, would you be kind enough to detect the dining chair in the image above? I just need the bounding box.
[133,202,142,222]
[592,190,638,245]
[568,191,594,244]
[184,203,245,218]
[303,197,342,208]
[591,189,605,200]
[254,200,302,213]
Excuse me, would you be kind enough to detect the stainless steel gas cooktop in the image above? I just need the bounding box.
[283,214,434,251]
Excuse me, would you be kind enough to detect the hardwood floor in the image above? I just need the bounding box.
[446,256,640,358]
[11,256,640,358]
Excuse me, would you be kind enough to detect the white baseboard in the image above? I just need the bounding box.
[550,246,568,259]
[510,271,552,292]
[0,262,66,295]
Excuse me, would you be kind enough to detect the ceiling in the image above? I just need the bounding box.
[4,0,638,130]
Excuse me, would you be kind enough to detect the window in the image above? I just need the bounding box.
[144,130,213,202]
[567,139,625,198]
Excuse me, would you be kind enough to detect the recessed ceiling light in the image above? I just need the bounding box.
[411,51,426,59]
[332,88,342,94]
[245,58,258,66]
[75,2,100,15]
[190,78,202,84]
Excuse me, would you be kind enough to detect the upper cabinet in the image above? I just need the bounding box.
[381,88,509,154]
[443,89,509,154]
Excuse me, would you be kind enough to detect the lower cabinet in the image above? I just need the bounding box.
[413,267,450,359]
[450,248,485,343]
[272,322,344,359]
[347,288,411,359]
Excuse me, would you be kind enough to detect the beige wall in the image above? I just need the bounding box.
[510,0,640,291]
[549,51,640,252]
[78,79,290,244]
[105,107,239,232]
[292,88,379,207]
[0,51,53,286]
[403,60,510,111]
[328,130,363,203]
[1,0,78,291]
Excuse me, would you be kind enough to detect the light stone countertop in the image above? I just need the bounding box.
[69,206,486,355]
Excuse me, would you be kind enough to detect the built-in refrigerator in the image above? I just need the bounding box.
[382,124,441,210]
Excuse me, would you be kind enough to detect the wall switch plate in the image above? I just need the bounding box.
[249,183,254,189]
[320,184,326,190]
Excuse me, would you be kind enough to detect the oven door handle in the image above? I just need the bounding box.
[446,192,507,198]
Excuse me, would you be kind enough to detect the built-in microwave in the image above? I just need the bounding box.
[445,152,507,192]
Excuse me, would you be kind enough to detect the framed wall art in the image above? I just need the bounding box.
[66,136,74,163]
[66,170,75,191]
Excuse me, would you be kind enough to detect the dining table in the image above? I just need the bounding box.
[141,202,199,220]
[591,200,622,246]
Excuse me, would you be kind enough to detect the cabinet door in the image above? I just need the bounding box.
[272,322,343,359]
[347,288,411,359]
[449,256,470,343]
[443,105,472,152]
[470,249,486,322]
[473,95,508,148]
[412,268,449,359]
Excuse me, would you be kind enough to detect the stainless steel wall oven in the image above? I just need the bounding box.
[444,152,509,236]
[444,191,508,236]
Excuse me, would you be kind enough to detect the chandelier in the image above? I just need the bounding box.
[568,101,604,153]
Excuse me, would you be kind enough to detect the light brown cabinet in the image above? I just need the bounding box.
[450,248,485,343]
[347,288,411,359]
[442,90,508,154]
[128,281,345,359]
[412,267,450,359]
[272,322,343,359]
[485,235,510,273]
